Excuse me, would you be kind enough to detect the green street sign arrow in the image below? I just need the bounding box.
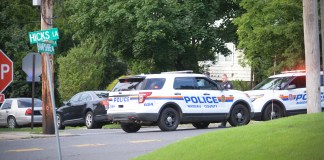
[29,28,59,44]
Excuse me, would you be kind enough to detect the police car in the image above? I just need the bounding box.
[245,70,324,121]
[107,71,254,133]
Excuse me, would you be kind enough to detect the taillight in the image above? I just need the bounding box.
[101,100,109,110]
[138,92,152,103]
[25,108,32,115]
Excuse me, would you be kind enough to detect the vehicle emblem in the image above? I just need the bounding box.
[221,95,225,102]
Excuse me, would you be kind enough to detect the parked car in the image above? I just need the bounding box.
[245,70,324,121]
[0,98,42,128]
[108,70,253,133]
[56,91,110,129]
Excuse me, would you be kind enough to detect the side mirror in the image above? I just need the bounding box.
[288,84,296,89]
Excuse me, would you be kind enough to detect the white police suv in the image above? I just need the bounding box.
[107,71,254,133]
[245,71,324,121]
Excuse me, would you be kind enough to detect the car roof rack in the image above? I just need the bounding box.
[161,70,194,74]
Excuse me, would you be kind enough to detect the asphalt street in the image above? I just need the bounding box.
[0,124,226,160]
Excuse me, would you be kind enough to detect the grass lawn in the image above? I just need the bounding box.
[135,113,324,160]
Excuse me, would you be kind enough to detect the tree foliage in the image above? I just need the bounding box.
[234,0,304,82]
[57,45,105,100]
[63,0,238,74]
[0,0,41,98]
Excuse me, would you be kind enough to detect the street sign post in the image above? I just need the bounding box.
[23,52,42,129]
[0,50,13,93]
[28,28,59,44]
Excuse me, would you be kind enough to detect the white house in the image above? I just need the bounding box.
[199,43,251,82]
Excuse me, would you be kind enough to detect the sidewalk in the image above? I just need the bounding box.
[0,131,75,140]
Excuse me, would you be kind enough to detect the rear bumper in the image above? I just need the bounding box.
[16,116,42,126]
[95,114,111,122]
[107,112,159,123]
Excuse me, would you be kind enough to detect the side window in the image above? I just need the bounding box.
[70,94,81,103]
[80,93,92,102]
[196,77,218,90]
[290,76,306,89]
[173,77,197,90]
[1,100,12,110]
[142,78,166,90]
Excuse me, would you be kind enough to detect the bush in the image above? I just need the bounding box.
[231,80,251,91]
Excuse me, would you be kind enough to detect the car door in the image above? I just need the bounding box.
[195,77,231,114]
[173,77,204,115]
[285,76,307,113]
[0,100,12,126]
[76,93,92,120]
[63,93,82,121]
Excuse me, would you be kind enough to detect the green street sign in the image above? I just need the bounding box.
[37,42,55,54]
[29,28,59,44]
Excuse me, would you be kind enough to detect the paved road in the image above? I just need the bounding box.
[0,124,226,160]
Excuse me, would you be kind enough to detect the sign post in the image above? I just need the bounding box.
[23,52,42,129]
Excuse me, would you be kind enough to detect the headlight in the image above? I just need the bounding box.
[249,94,264,102]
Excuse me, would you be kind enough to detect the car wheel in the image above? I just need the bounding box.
[192,122,210,129]
[85,111,97,129]
[120,123,141,133]
[8,116,18,129]
[158,107,180,131]
[262,103,284,121]
[57,114,65,130]
[228,104,250,127]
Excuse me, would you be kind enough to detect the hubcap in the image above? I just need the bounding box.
[165,112,175,126]
[86,114,92,126]
[8,119,15,128]
[236,110,245,123]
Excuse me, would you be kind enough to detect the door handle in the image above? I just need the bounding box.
[203,93,210,95]
[6,111,9,113]
[174,93,181,95]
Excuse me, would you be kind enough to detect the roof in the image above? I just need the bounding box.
[269,71,323,78]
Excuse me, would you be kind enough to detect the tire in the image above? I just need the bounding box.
[262,103,284,121]
[228,104,250,127]
[85,111,97,129]
[158,107,180,131]
[57,114,65,130]
[7,116,18,129]
[192,122,210,129]
[120,123,141,133]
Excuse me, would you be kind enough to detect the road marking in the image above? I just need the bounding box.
[130,139,161,144]
[74,143,106,147]
[6,148,44,152]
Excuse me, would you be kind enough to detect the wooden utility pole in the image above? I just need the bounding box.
[303,0,321,113]
[41,0,55,134]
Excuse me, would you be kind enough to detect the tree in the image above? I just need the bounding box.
[62,0,239,74]
[0,0,41,98]
[57,45,105,100]
[234,0,304,82]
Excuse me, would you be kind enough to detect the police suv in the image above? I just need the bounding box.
[245,71,324,121]
[107,71,254,133]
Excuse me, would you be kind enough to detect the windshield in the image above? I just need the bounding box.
[253,77,292,90]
